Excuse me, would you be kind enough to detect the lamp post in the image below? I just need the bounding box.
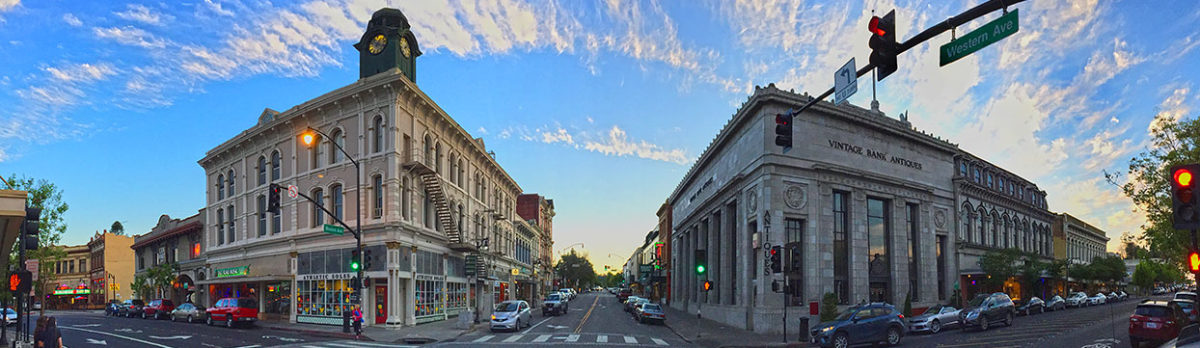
[300,128,363,301]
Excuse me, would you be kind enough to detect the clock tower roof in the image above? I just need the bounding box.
[355,7,421,81]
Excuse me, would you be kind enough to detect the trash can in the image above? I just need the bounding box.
[798,317,810,342]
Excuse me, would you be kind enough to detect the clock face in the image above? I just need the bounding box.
[368,34,387,55]
[400,37,411,58]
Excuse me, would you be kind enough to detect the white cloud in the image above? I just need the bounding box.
[1080,129,1135,171]
[1148,86,1191,134]
[203,0,235,17]
[583,125,689,164]
[115,4,173,26]
[540,127,574,145]
[93,26,169,49]
[0,0,17,12]
[0,147,8,163]
[62,13,82,27]
[477,126,488,135]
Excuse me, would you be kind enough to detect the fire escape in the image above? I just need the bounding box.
[403,156,475,252]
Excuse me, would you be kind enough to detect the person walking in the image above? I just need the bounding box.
[351,305,363,340]
[33,316,48,348]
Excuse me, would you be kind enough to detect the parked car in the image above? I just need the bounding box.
[1066,292,1090,307]
[560,288,577,300]
[143,299,175,319]
[170,303,205,323]
[959,292,1015,331]
[1130,300,1187,348]
[206,298,259,328]
[1106,292,1119,302]
[626,298,649,313]
[105,300,121,316]
[1175,291,1198,303]
[636,303,666,324]
[1170,299,1198,323]
[542,293,568,316]
[617,288,633,302]
[1088,293,1108,305]
[490,300,532,332]
[1118,291,1130,301]
[1015,297,1045,315]
[809,302,907,348]
[2,308,15,326]
[1154,287,1168,295]
[1044,295,1067,311]
[624,296,642,312]
[121,299,146,317]
[907,304,960,334]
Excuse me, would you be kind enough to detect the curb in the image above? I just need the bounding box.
[264,325,373,341]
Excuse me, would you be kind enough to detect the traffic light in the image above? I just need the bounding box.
[775,113,793,150]
[789,245,802,271]
[1171,164,1200,230]
[350,250,361,271]
[1190,250,1200,273]
[22,207,40,251]
[267,183,281,215]
[769,246,782,273]
[694,250,707,275]
[363,248,374,270]
[702,280,713,292]
[868,10,898,81]
[8,270,31,293]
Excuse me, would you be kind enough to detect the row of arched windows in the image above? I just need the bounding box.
[960,202,1052,256]
[307,116,389,171]
[958,159,1048,210]
[1068,236,1105,262]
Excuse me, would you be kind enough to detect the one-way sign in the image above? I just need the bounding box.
[834,58,858,105]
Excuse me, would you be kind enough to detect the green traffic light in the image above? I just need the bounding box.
[351,262,361,271]
[696,265,706,274]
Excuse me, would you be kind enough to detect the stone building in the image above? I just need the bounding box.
[131,212,207,306]
[87,231,136,307]
[666,84,1054,334]
[46,244,91,309]
[196,8,546,327]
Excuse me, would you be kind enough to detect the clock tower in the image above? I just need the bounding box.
[354,8,422,82]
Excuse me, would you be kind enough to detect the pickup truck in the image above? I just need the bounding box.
[543,293,568,316]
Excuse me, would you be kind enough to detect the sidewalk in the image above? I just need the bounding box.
[661,305,811,348]
[257,316,479,344]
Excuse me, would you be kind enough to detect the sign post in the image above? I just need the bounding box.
[833,58,858,105]
[939,9,1019,66]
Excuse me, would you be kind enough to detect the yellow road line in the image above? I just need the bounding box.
[575,295,600,334]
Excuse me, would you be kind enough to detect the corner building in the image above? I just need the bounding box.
[667,84,1051,334]
[198,8,542,327]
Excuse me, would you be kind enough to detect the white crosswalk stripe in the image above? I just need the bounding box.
[533,334,552,342]
[301,341,419,348]
[652,338,669,346]
[597,334,608,343]
[473,335,495,343]
[624,335,638,344]
[502,334,524,343]
[567,334,580,342]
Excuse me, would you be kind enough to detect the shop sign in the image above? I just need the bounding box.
[510,268,520,276]
[215,266,249,278]
[298,273,354,281]
[416,274,445,281]
[53,289,90,295]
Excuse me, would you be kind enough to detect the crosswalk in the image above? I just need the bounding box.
[463,333,673,345]
[286,340,421,348]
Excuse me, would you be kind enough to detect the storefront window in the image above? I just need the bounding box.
[447,281,468,315]
[296,278,354,324]
[415,277,444,318]
[264,281,290,315]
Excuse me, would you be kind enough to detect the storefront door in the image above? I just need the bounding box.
[375,286,387,324]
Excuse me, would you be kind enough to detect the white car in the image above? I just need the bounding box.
[1087,293,1107,305]
[490,300,532,332]
[1174,291,1198,303]
[2,308,15,326]
[1065,292,1090,307]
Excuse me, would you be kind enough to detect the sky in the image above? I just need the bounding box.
[1,0,1197,273]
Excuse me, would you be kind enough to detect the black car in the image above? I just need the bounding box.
[960,293,1015,331]
[1015,297,1045,315]
[1044,295,1066,311]
[119,299,145,317]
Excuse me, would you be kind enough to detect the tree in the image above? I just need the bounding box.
[978,248,1024,288]
[110,221,125,236]
[146,263,180,299]
[1106,115,1200,274]
[554,250,597,289]
[820,292,839,322]
[6,174,70,315]
[1016,252,1048,295]
[1132,260,1157,292]
[1120,232,1148,260]
[902,292,912,317]
[131,273,152,300]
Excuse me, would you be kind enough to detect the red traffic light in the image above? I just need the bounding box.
[8,273,19,292]
[703,280,713,292]
[769,248,778,255]
[869,16,886,36]
[1177,168,1195,188]
[1191,251,1200,273]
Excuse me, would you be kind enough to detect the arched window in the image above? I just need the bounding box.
[331,184,344,221]
[217,174,225,200]
[457,203,465,232]
[373,116,385,153]
[312,188,325,227]
[311,140,321,170]
[991,211,1000,247]
[217,208,225,245]
[257,156,267,186]
[226,169,235,197]
[373,175,383,219]
[257,194,267,236]
[976,208,986,244]
[449,154,458,184]
[330,129,344,164]
[227,204,236,243]
[457,159,465,187]
[272,199,281,235]
[271,151,281,181]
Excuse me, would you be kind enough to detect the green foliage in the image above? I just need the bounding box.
[110,221,125,236]
[902,292,912,317]
[1106,116,1200,271]
[1133,260,1157,291]
[6,174,69,248]
[131,273,152,299]
[820,292,839,322]
[554,250,597,288]
[978,248,1025,287]
[1090,255,1130,282]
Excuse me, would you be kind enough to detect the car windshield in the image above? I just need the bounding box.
[547,294,562,301]
[923,305,944,314]
[1136,306,1171,317]
[643,304,661,311]
[3,309,13,315]
[968,295,988,307]
[834,308,858,321]
[496,302,520,312]
[1179,293,1198,302]
[1175,301,1195,310]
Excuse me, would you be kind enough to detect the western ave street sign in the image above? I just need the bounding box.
[940,9,1018,66]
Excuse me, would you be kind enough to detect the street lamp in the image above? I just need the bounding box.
[300,127,364,299]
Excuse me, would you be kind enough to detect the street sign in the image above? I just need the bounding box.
[323,224,344,235]
[639,264,652,273]
[940,9,1019,66]
[25,259,38,281]
[287,184,298,198]
[834,57,858,105]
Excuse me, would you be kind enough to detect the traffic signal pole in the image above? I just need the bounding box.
[785,0,1028,118]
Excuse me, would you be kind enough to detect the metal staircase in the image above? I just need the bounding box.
[404,158,475,252]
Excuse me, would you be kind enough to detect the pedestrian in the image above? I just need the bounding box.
[351,305,363,339]
[39,316,62,348]
[33,316,48,348]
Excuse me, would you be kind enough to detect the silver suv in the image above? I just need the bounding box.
[542,293,568,316]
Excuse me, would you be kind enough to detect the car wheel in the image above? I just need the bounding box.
[930,319,941,334]
[832,332,849,348]
[886,326,901,346]
[979,316,989,331]
[227,317,234,328]
[1006,312,1014,326]
[515,319,520,332]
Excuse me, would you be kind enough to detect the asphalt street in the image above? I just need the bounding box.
[440,291,689,347]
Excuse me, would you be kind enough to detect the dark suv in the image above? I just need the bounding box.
[960,292,1016,331]
[809,302,906,348]
[121,299,146,318]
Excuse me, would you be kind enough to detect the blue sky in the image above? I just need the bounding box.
[1,0,1197,272]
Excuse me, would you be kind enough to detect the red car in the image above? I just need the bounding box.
[206,298,259,328]
[143,299,175,320]
[617,288,632,302]
[1130,300,1185,347]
